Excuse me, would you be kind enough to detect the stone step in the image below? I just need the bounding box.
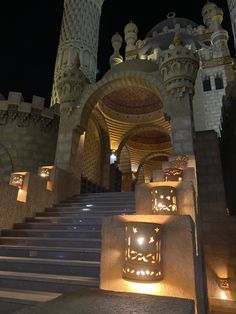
[0,237,101,248]
[71,193,134,200]
[57,200,135,206]
[2,229,101,239]
[0,245,101,261]
[0,256,100,277]
[25,216,103,224]
[53,204,135,210]
[0,271,99,293]
[45,206,135,215]
[0,288,61,304]
[0,288,61,314]
[14,223,102,231]
[36,211,133,217]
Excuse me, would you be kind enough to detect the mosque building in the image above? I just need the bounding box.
[0,1,236,313]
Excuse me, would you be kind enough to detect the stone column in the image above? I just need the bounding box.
[159,35,199,156]
[51,0,104,105]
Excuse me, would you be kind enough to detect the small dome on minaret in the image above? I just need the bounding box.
[111,33,123,49]
[202,1,223,31]
[124,20,138,35]
[110,32,123,67]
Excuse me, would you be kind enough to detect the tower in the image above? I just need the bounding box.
[51,0,104,105]
[192,2,234,134]
[228,0,236,54]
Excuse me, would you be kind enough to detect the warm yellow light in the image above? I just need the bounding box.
[220,291,227,300]
[137,237,145,245]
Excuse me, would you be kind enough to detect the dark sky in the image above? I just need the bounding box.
[0,0,233,106]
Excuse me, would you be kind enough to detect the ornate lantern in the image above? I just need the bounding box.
[164,167,183,182]
[38,166,53,178]
[151,186,177,213]
[123,222,162,282]
[9,173,26,189]
[170,156,188,169]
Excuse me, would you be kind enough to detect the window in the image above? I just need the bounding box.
[203,77,211,91]
[215,76,224,90]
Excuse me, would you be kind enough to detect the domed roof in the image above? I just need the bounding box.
[202,1,218,15]
[146,16,197,38]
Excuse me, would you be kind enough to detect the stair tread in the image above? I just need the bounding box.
[0,288,61,303]
[0,237,101,241]
[0,270,99,283]
[0,245,100,252]
[5,229,101,233]
[0,256,100,266]
[15,222,101,226]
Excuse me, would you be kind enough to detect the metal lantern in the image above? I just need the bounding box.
[38,166,53,178]
[123,222,162,282]
[164,167,183,182]
[9,173,26,189]
[151,186,177,213]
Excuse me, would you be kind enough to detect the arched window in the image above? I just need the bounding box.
[203,77,211,92]
[215,76,224,90]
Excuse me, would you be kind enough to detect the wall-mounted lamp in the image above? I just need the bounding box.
[9,173,26,189]
[219,277,230,290]
[123,222,162,282]
[110,151,117,164]
[164,168,183,182]
[170,156,188,169]
[151,186,177,213]
[9,172,29,202]
[38,166,55,191]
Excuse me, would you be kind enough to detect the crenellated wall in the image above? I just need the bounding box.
[0,92,59,182]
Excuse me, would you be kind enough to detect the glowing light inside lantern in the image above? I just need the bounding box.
[123,222,162,282]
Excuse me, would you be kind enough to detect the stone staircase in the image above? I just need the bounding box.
[0,192,135,313]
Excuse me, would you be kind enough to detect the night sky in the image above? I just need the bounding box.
[0,0,233,106]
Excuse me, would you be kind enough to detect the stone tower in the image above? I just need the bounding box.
[228,0,236,54]
[192,1,234,134]
[51,0,104,105]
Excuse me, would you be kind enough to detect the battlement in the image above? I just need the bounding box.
[0,92,60,128]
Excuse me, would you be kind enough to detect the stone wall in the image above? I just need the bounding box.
[0,167,80,230]
[82,118,102,185]
[195,130,236,313]
[0,92,59,182]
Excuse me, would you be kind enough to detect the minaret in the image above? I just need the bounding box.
[51,0,104,105]
[109,33,123,67]
[227,0,236,54]
[124,21,138,60]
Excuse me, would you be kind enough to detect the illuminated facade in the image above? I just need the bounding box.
[0,1,236,314]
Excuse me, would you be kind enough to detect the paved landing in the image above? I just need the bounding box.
[13,288,194,314]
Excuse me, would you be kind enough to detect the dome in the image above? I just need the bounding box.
[146,16,197,38]
[112,33,122,44]
[124,21,138,34]
[202,2,218,16]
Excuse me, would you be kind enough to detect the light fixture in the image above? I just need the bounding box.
[110,150,117,164]
[9,172,29,202]
[38,166,53,179]
[170,156,188,169]
[38,166,54,191]
[151,186,177,213]
[123,222,162,282]
[9,173,26,189]
[219,277,230,290]
[164,168,183,182]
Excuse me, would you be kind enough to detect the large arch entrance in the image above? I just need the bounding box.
[76,64,172,192]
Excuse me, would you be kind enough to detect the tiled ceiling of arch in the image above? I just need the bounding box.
[130,130,170,145]
[102,87,162,115]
